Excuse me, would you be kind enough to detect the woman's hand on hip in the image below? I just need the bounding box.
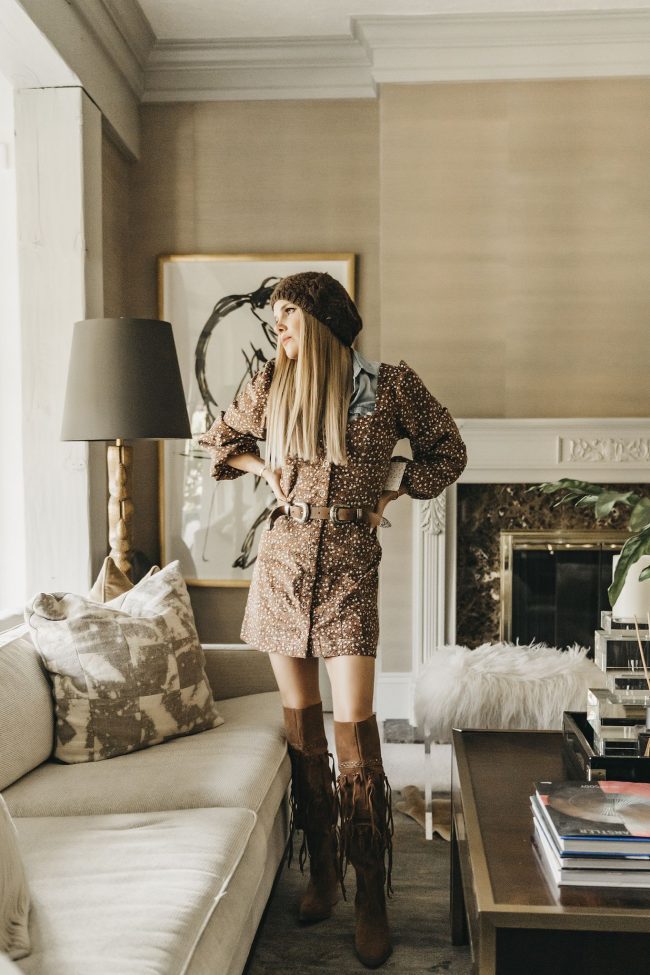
[375,489,400,519]
[262,467,290,505]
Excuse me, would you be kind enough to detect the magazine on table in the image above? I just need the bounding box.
[532,816,650,888]
[532,781,650,855]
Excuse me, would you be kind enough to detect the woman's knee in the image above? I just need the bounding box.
[325,655,375,723]
[268,653,321,709]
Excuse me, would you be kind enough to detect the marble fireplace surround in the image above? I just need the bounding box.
[409,418,650,691]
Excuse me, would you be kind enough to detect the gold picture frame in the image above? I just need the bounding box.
[157,252,356,587]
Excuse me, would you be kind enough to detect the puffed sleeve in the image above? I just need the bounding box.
[196,358,275,481]
[393,359,467,500]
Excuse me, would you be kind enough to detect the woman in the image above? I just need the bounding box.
[198,271,467,969]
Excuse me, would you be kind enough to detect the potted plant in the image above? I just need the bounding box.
[525,479,650,607]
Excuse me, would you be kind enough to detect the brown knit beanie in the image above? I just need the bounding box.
[270,271,362,347]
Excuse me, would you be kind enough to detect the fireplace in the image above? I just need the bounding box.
[454,486,643,651]
[505,527,630,652]
[405,418,650,678]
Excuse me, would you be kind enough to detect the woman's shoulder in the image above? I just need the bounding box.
[380,359,434,407]
[379,358,416,381]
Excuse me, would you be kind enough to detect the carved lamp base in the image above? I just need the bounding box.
[107,439,134,578]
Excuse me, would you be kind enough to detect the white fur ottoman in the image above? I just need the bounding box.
[414,640,608,744]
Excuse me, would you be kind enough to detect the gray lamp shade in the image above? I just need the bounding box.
[61,318,192,441]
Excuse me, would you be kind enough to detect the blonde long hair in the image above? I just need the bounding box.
[265,309,353,470]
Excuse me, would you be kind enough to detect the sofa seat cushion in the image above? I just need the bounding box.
[13,806,262,975]
[3,692,289,844]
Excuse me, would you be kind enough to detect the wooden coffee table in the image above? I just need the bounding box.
[451,729,650,975]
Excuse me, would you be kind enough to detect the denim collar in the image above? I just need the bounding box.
[351,347,379,380]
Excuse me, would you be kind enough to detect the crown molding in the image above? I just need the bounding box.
[74,8,650,102]
[100,0,157,76]
[355,10,650,83]
[142,36,376,102]
[68,0,155,99]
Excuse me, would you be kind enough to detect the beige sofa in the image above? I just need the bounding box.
[0,626,290,975]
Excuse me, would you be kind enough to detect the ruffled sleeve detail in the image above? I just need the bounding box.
[394,359,467,500]
[196,358,275,481]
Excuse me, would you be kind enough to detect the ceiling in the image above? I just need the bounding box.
[135,0,650,41]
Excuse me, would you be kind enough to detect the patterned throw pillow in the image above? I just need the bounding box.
[0,793,30,959]
[24,561,224,764]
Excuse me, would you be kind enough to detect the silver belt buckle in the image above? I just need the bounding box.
[294,500,311,523]
[329,504,348,525]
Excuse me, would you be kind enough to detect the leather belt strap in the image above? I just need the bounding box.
[267,501,389,530]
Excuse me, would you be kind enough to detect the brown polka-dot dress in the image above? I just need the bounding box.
[197,358,467,659]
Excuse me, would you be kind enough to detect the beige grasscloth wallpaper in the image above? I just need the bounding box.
[102,80,650,668]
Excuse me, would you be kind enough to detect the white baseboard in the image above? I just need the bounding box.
[375,672,416,723]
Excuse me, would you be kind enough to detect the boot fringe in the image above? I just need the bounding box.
[335,768,394,899]
[286,748,340,881]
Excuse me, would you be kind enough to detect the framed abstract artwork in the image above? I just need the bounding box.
[157,252,356,586]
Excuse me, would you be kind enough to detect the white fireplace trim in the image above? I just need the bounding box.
[411,493,447,679]
[456,417,650,484]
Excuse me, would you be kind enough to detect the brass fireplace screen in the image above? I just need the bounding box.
[500,530,629,652]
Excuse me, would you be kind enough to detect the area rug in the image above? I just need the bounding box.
[243,792,470,975]
[395,785,451,841]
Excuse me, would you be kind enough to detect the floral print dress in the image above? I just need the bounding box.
[197,358,467,658]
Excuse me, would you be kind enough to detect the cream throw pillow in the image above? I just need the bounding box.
[0,793,30,959]
[24,561,224,764]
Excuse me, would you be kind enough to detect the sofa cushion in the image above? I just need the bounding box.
[24,561,223,764]
[0,632,53,792]
[189,805,289,975]
[3,692,290,846]
[0,795,30,961]
[13,806,262,975]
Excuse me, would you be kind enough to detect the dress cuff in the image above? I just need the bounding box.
[383,458,408,493]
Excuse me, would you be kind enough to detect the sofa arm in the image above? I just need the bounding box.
[201,645,278,701]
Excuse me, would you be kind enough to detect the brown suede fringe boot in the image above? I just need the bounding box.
[283,702,342,923]
[334,713,394,969]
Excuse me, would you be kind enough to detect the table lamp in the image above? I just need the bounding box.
[61,317,191,578]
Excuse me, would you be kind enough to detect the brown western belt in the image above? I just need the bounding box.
[266,501,390,530]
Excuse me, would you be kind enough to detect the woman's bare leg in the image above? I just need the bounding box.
[269,653,321,707]
[324,655,375,721]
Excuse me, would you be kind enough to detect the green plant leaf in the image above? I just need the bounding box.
[593,490,635,520]
[525,478,607,497]
[608,527,650,607]
[630,498,650,533]
[575,494,600,509]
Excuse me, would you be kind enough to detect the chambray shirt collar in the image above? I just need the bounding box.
[351,347,379,382]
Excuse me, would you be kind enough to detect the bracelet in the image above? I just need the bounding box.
[258,462,269,478]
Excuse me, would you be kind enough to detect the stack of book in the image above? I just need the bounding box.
[531,780,650,887]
